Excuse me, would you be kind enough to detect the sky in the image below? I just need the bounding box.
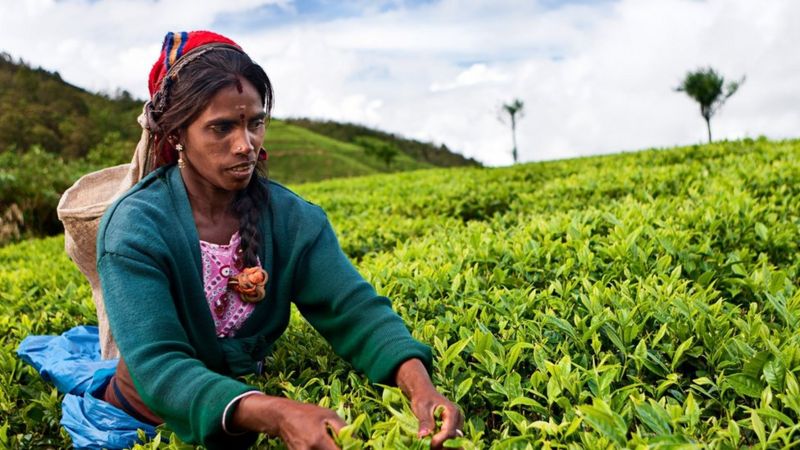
[1,0,798,166]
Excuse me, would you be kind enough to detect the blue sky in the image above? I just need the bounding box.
[213,0,440,29]
[1,0,797,165]
[211,0,605,29]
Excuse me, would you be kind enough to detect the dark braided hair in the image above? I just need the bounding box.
[147,48,274,267]
[232,173,267,267]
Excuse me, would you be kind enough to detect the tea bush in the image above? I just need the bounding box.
[2,138,799,448]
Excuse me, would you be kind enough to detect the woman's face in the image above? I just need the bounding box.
[180,77,266,193]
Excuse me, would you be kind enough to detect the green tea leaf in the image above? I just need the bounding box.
[763,356,785,392]
[578,399,627,446]
[750,410,766,448]
[671,336,694,370]
[743,351,771,379]
[726,374,763,398]
[634,399,671,435]
[455,377,473,402]
[754,222,768,241]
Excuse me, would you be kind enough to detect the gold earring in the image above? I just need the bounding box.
[176,143,185,169]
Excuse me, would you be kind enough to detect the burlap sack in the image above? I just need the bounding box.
[57,110,152,359]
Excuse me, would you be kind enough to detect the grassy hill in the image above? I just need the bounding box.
[0,52,471,175]
[0,53,473,241]
[284,117,480,168]
[2,138,799,448]
[264,120,433,184]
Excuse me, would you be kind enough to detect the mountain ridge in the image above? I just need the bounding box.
[0,52,477,178]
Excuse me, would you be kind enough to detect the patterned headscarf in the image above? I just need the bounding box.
[147,30,241,97]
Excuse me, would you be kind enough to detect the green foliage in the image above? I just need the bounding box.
[284,118,480,168]
[85,132,135,167]
[2,138,800,448]
[0,236,95,448]
[0,53,141,158]
[264,120,432,185]
[676,67,745,143]
[0,146,93,238]
[354,135,400,168]
[0,55,143,243]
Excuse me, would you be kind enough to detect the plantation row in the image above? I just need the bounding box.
[1,138,799,448]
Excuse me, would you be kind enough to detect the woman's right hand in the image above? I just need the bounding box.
[232,393,347,449]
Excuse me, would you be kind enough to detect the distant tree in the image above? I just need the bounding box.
[118,89,132,101]
[499,98,525,164]
[354,135,399,169]
[676,67,744,143]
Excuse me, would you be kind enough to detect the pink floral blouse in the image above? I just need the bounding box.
[199,231,257,337]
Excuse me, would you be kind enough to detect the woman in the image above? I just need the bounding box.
[96,31,463,449]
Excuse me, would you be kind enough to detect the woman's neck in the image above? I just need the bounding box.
[180,169,239,239]
[187,189,235,221]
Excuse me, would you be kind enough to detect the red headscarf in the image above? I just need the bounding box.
[148,30,241,98]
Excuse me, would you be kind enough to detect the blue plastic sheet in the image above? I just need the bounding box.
[17,326,158,449]
[18,326,117,394]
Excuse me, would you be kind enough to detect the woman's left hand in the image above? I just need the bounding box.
[395,358,465,449]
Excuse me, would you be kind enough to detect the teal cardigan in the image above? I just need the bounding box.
[97,166,432,449]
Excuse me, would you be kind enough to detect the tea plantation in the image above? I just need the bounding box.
[1,138,799,448]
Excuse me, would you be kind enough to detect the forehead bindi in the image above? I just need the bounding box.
[195,80,264,125]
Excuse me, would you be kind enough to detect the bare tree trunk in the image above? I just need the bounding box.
[705,117,712,143]
[511,115,518,163]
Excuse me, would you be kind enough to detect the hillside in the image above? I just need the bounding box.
[284,117,480,168]
[0,53,472,240]
[2,138,799,448]
[0,53,471,176]
[264,119,433,184]
[0,52,142,158]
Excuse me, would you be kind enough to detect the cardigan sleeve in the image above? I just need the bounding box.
[291,219,433,384]
[98,251,258,450]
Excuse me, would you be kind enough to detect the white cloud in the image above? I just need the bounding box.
[1,0,797,166]
[0,0,280,95]
[430,64,510,92]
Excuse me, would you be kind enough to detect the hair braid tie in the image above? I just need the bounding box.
[228,267,267,303]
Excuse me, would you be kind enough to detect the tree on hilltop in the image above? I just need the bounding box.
[499,98,525,164]
[354,135,399,169]
[676,67,744,143]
